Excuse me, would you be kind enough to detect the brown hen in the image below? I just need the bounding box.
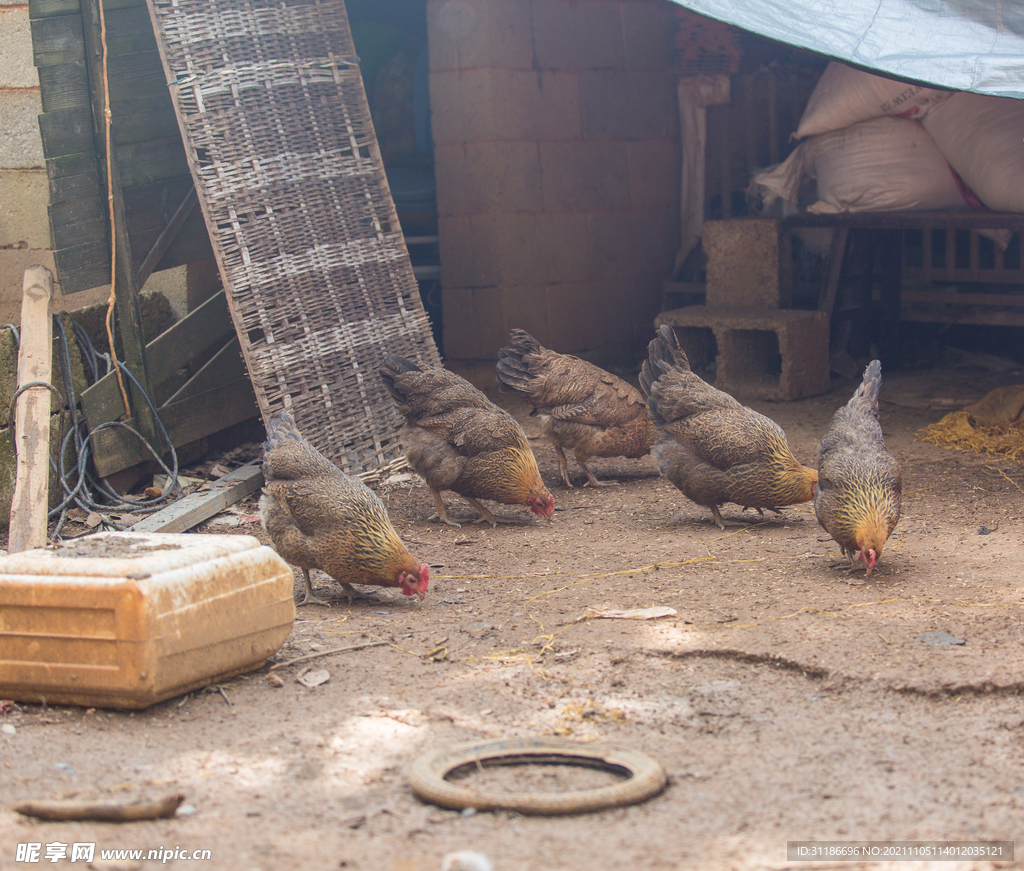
[380,354,554,527]
[815,359,902,575]
[495,329,655,488]
[259,409,429,606]
[639,324,817,529]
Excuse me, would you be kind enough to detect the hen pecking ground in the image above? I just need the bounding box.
[2,364,1024,870]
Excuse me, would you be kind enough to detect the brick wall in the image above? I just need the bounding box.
[429,0,680,369]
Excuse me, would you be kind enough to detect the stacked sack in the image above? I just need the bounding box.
[752,61,1024,215]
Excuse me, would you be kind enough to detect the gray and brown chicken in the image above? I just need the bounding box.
[639,324,818,529]
[380,354,554,527]
[259,409,429,606]
[815,359,902,575]
[495,329,656,488]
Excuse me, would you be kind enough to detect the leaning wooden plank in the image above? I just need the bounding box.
[81,289,233,426]
[9,266,54,554]
[87,376,259,476]
[130,462,264,534]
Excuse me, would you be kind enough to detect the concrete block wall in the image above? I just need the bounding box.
[0,2,188,325]
[429,0,681,371]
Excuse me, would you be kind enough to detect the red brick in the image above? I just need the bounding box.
[539,140,630,212]
[532,0,624,71]
[434,141,543,215]
[428,0,534,72]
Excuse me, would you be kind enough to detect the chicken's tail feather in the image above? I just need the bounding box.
[263,408,304,450]
[495,329,543,395]
[640,324,690,397]
[380,354,422,403]
[849,359,882,419]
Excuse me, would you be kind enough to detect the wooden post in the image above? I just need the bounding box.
[8,265,54,554]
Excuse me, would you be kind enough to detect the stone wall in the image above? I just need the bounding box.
[428,0,680,372]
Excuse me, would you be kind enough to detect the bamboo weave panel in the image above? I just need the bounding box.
[145,0,440,473]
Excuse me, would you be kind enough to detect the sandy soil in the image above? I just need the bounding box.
[2,364,1024,871]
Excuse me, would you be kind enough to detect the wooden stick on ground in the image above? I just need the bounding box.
[14,792,185,822]
[8,265,54,554]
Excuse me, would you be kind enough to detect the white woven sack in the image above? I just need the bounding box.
[796,62,953,139]
[922,91,1024,212]
[752,117,968,214]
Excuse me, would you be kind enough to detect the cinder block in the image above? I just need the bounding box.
[0,90,44,169]
[500,283,550,341]
[429,68,498,144]
[0,169,50,249]
[579,70,677,141]
[544,280,613,356]
[428,0,534,73]
[626,137,681,208]
[438,214,503,287]
[532,0,624,71]
[654,306,830,400]
[586,204,678,282]
[540,140,630,212]
[0,8,38,89]
[703,218,793,309]
[434,141,543,215]
[493,211,590,286]
[441,284,505,359]
[488,68,582,140]
[621,2,678,71]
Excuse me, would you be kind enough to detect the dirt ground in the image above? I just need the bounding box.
[3,362,1024,871]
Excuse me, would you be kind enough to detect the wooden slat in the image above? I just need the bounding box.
[80,0,156,442]
[38,107,96,160]
[902,289,1024,308]
[115,137,190,186]
[29,0,82,18]
[37,60,90,113]
[52,241,111,294]
[87,378,260,476]
[49,194,105,246]
[109,97,182,146]
[129,462,264,534]
[48,166,101,204]
[785,212,1024,230]
[132,185,196,289]
[166,336,246,404]
[9,266,55,554]
[81,290,234,426]
[30,15,85,67]
[101,5,158,55]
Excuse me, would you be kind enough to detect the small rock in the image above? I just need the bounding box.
[1,723,15,735]
[266,673,284,688]
[297,668,330,688]
[442,850,492,871]
[176,804,196,817]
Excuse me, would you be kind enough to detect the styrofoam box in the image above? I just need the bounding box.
[0,532,296,709]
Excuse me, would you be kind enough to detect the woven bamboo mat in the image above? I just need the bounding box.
[145,0,440,473]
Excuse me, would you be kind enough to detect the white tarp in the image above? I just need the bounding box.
[670,0,1024,99]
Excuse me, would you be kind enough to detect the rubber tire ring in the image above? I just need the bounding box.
[408,736,667,815]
